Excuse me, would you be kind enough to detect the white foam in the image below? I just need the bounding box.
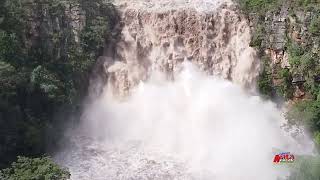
[114,0,233,12]
[56,62,313,180]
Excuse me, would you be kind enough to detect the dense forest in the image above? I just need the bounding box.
[239,0,320,179]
[0,0,117,178]
[239,0,320,146]
[0,0,320,179]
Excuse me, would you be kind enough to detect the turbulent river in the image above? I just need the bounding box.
[55,0,314,179]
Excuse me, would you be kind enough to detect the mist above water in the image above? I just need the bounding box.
[56,62,313,180]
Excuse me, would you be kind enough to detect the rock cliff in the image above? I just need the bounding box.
[246,1,320,101]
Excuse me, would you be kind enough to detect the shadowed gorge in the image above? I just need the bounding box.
[1,0,319,179]
[54,0,314,179]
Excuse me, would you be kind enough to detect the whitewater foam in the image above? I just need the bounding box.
[114,0,233,12]
[56,62,313,180]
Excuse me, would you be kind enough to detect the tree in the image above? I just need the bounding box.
[0,156,70,180]
[287,156,320,180]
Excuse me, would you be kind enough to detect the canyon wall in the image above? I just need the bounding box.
[246,2,320,101]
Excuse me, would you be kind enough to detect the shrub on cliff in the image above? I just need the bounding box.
[275,68,294,99]
[238,0,281,15]
[287,155,320,180]
[309,15,320,35]
[258,56,273,97]
[250,24,265,48]
[286,98,320,145]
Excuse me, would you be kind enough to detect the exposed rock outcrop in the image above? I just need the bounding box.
[263,4,289,69]
[247,2,320,100]
[23,1,86,60]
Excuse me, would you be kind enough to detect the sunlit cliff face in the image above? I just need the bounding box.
[55,1,314,180]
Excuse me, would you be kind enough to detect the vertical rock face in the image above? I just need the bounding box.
[264,5,289,68]
[100,0,260,97]
[249,2,320,101]
[23,1,86,59]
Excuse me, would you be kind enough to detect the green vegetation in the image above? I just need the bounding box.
[0,0,117,172]
[238,0,320,177]
[290,0,320,10]
[239,0,320,14]
[286,100,320,131]
[309,15,320,35]
[0,156,70,180]
[276,68,294,99]
[287,156,320,180]
[238,0,320,153]
[238,0,281,16]
[249,24,266,48]
[257,56,273,98]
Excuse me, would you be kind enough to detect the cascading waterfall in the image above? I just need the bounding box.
[55,0,314,179]
[98,0,261,97]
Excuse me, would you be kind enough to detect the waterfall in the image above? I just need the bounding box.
[55,1,314,179]
[95,0,260,97]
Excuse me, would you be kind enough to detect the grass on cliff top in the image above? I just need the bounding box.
[238,0,281,14]
[238,0,320,15]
